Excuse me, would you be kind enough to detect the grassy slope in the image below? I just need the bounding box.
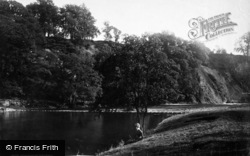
[99,107,250,156]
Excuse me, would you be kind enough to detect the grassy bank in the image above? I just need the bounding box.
[99,107,250,156]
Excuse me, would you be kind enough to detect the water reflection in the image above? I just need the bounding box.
[0,111,170,155]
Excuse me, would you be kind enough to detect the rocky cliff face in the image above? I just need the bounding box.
[198,66,229,104]
[199,54,250,104]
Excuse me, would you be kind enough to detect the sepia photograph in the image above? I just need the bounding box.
[0,0,250,155]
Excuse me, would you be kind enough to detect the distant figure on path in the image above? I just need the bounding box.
[135,123,143,141]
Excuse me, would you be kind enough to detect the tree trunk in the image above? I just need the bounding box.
[135,106,140,123]
[247,43,250,60]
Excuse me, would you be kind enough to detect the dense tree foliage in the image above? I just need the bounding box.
[0,0,101,108]
[2,0,248,110]
[27,0,60,37]
[94,33,211,111]
[235,32,250,57]
[26,0,99,41]
[60,4,99,41]
[23,37,102,107]
[95,35,170,112]
[151,33,208,102]
[0,0,44,98]
[0,0,213,109]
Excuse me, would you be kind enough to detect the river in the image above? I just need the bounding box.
[0,111,172,155]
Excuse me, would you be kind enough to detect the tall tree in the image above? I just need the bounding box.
[102,21,122,42]
[102,21,112,41]
[235,32,250,57]
[97,35,170,115]
[152,32,202,103]
[27,0,60,37]
[54,51,102,108]
[60,4,99,41]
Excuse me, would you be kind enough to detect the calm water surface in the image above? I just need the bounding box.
[0,111,171,155]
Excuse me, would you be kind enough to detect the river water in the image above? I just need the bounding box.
[0,111,171,155]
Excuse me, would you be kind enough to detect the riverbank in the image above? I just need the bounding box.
[1,103,249,114]
[1,98,250,113]
[98,107,250,156]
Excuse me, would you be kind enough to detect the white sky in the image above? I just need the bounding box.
[18,0,250,53]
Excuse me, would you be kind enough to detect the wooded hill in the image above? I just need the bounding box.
[0,0,249,110]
